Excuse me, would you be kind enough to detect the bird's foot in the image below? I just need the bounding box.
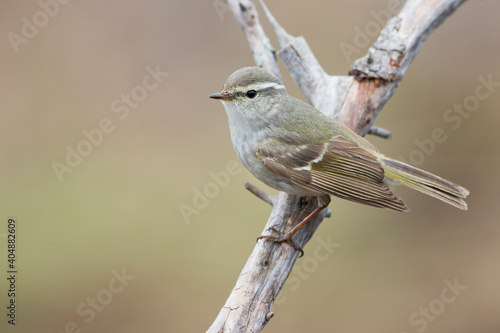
[257,227,304,257]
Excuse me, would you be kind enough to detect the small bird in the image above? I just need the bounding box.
[210,67,469,254]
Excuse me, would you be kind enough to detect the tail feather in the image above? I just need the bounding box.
[382,158,469,210]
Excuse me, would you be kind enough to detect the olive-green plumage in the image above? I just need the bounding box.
[210,67,469,212]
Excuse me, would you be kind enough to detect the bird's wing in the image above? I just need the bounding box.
[257,134,408,212]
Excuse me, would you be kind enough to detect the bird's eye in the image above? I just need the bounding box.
[246,90,257,99]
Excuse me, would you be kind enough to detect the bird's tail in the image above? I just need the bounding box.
[381,158,469,210]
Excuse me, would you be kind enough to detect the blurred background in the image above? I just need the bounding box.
[1,1,499,332]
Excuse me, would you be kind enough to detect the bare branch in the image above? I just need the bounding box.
[208,0,465,332]
[350,0,466,82]
[258,0,293,46]
[368,126,393,139]
[208,193,329,333]
[244,183,276,206]
[225,0,281,81]
[275,0,466,133]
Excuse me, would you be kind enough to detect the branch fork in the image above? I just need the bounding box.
[208,1,465,331]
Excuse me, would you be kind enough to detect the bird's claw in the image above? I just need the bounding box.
[257,227,304,257]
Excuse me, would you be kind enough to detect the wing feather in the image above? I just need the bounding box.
[257,134,408,212]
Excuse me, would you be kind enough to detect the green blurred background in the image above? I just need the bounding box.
[1,1,499,332]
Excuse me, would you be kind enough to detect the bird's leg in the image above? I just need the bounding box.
[257,196,330,257]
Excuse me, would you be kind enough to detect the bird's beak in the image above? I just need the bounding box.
[209,91,233,101]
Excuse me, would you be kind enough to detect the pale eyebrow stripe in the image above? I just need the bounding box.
[253,82,285,90]
[236,82,285,92]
